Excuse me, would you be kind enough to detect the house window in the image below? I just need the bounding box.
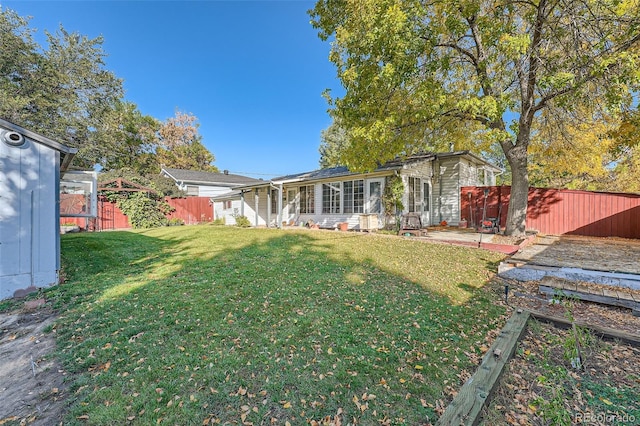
[300,185,315,214]
[408,177,421,213]
[343,180,364,214]
[486,170,494,185]
[322,182,341,214]
[423,182,430,212]
[477,168,486,185]
[287,189,296,214]
[186,185,199,196]
[223,200,232,210]
[368,180,382,213]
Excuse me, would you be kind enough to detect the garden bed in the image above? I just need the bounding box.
[482,318,639,425]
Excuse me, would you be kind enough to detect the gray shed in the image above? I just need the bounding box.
[0,118,77,299]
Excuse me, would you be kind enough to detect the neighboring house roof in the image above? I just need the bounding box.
[0,118,77,173]
[161,167,262,187]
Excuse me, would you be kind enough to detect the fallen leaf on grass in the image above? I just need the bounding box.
[281,401,292,409]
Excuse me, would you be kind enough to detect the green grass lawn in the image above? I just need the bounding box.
[45,226,506,425]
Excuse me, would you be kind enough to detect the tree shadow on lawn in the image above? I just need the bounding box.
[52,227,507,426]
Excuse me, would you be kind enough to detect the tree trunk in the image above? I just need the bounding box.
[504,142,529,237]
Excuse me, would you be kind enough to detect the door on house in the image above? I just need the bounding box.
[285,189,297,225]
[408,177,431,227]
[367,179,383,220]
[422,181,431,226]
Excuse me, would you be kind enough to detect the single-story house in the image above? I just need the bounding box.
[0,118,77,300]
[161,167,262,197]
[210,151,501,229]
[160,167,263,223]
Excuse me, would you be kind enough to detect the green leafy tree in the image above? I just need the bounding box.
[92,101,160,174]
[0,8,123,168]
[0,9,40,121]
[156,111,218,172]
[528,107,619,189]
[310,0,640,236]
[604,108,640,193]
[319,118,350,168]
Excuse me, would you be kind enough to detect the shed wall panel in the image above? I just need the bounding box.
[1,136,59,299]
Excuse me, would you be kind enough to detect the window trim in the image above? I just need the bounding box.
[343,179,364,214]
[322,181,342,214]
[299,185,315,214]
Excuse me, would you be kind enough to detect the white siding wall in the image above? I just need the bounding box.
[0,136,59,299]
[213,199,245,225]
[459,159,477,187]
[434,157,463,225]
[198,185,234,197]
[250,188,269,226]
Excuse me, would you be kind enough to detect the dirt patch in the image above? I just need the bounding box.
[0,303,68,425]
[481,319,640,425]
[476,278,640,424]
[495,277,640,335]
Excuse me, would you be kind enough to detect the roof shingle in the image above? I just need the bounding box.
[162,168,262,186]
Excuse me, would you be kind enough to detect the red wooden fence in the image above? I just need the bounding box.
[62,197,213,231]
[461,186,640,239]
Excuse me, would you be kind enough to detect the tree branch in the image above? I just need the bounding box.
[433,42,478,68]
[534,31,640,113]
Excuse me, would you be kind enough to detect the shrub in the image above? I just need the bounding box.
[167,218,185,226]
[212,217,226,226]
[117,192,171,229]
[234,215,251,228]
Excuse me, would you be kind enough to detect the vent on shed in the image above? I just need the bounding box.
[1,131,25,147]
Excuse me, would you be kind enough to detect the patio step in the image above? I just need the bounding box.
[498,262,640,292]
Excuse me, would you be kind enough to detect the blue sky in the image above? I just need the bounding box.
[3,0,342,178]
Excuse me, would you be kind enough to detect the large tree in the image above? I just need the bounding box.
[527,107,619,189]
[605,108,640,192]
[311,0,640,236]
[0,8,123,168]
[156,111,218,172]
[90,100,160,174]
[319,117,350,168]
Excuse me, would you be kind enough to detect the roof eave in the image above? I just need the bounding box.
[60,152,76,173]
[0,118,77,155]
